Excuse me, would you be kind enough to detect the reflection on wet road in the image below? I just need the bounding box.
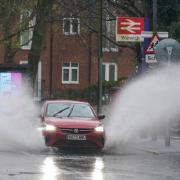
[41,157,59,180]
[41,150,105,180]
[1,149,180,180]
[40,149,180,180]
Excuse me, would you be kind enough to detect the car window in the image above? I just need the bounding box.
[69,104,95,118]
[46,103,70,117]
[46,102,95,118]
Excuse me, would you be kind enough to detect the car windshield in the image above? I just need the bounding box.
[46,102,95,118]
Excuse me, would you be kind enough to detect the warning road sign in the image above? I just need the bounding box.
[145,33,160,54]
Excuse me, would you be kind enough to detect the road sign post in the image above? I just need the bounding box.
[144,32,161,63]
[141,31,169,64]
[116,17,147,73]
[155,38,180,146]
[155,38,180,63]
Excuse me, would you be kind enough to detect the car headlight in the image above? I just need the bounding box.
[95,125,104,132]
[44,124,57,131]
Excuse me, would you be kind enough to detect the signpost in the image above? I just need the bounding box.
[155,38,180,63]
[141,31,169,64]
[116,17,144,42]
[115,14,179,147]
[145,32,160,54]
[154,38,180,146]
[144,32,160,63]
[145,54,157,63]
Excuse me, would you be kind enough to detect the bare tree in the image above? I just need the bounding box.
[0,0,144,91]
[28,0,53,89]
[0,1,36,63]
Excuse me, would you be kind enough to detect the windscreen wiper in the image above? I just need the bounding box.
[52,107,70,117]
[67,105,75,117]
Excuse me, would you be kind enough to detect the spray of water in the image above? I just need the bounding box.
[0,83,45,152]
[106,63,180,152]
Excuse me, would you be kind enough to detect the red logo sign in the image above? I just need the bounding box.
[117,17,144,35]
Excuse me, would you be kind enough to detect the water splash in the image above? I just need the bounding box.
[0,84,45,152]
[106,63,180,151]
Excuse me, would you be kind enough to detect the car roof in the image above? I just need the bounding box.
[44,99,89,105]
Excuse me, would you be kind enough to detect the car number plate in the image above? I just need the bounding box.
[66,134,86,140]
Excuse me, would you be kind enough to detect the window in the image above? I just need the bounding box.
[62,62,79,84]
[103,16,118,52]
[46,102,95,118]
[63,18,80,35]
[20,11,35,49]
[19,60,28,64]
[102,63,117,81]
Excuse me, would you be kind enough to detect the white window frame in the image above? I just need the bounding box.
[62,62,79,84]
[19,60,28,64]
[103,15,118,52]
[20,11,35,50]
[63,18,80,35]
[102,63,118,81]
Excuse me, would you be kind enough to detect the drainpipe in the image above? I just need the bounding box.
[49,18,53,98]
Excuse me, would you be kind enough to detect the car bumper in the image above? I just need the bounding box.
[42,130,105,149]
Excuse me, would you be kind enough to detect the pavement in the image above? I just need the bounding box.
[133,137,180,154]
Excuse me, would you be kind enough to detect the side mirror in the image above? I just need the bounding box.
[38,114,44,122]
[98,114,105,120]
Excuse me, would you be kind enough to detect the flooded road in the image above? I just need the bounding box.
[1,149,180,180]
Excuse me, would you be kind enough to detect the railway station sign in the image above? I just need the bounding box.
[116,17,144,42]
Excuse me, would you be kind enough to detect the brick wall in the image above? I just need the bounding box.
[0,21,136,99]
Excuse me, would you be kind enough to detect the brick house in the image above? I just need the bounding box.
[0,7,137,102]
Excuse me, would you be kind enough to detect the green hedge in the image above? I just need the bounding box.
[52,78,127,105]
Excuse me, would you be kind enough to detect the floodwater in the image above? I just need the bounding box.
[0,148,180,180]
[1,63,180,180]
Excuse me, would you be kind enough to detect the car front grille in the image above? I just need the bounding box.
[60,128,94,134]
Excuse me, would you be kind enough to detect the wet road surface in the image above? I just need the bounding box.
[1,148,180,180]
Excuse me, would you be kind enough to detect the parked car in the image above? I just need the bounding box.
[39,100,105,150]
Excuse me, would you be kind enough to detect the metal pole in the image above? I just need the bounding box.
[153,0,157,32]
[165,47,173,146]
[150,0,158,141]
[165,120,170,146]
[97,0,103,115]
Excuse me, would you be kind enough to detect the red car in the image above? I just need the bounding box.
[39,100,105,150]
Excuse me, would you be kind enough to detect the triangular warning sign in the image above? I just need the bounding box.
[145,33,161,54]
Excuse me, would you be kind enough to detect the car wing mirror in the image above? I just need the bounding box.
[98,114,105,120]
[38,114,44,122]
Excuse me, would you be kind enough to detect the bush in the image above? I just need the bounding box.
[52,79,127,105]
